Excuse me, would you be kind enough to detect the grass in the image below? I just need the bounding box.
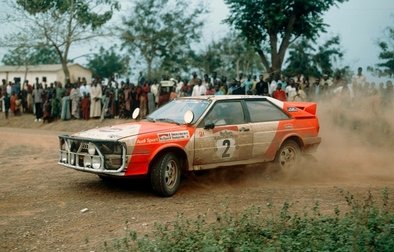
[103,188,394,252]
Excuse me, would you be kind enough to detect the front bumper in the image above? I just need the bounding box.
[58,135,129,176]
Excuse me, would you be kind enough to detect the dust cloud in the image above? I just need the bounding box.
[187,93,394,189]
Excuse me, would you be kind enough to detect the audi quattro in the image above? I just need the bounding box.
[58,95,321,196]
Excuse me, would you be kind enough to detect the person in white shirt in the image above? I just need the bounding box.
[191,79,207,96]
[351,67,366,96]
[285,79,296,99]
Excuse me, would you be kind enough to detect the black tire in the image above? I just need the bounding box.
[150,152,181,197]
[274,140,301,170]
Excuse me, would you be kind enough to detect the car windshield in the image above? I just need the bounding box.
[147,99,210,124]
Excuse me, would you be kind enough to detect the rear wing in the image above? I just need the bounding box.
[283,102,317,118]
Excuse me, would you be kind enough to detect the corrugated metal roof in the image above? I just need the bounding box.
[0,63,87,72]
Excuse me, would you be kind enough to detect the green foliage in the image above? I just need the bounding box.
[284,35,345,78]
[15,0,119,30]
[2,45,60,65]
[120,0,206,79]
[376,26,394,78]
[87,46,129,79]
[224,0,348,74]
[194,33,265,79]
[104,189,394,251]
[2,0,119,82]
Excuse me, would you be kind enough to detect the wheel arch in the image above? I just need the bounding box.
[279,134,304,151]
[148,146,188,174]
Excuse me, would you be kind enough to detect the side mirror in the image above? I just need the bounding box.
[132,108,140,120]
[184,110,194,124]
[204,121,215,130]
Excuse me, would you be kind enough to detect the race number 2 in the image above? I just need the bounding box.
[216,138,235,159]
[222,139,231,158]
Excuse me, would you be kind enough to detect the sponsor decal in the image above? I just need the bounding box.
[157,131,190,141]
[214,130,234,140]
[136,137,159,144]
[287,107,298,112]
[212,125,238,134]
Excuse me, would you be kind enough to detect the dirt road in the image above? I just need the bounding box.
[1,100,393,251]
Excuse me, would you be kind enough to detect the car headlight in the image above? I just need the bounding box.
[69,153,75,165]
[61,152,67,162]
[60,139,68,151]
[84,156,92,168]
[88,142,96,155]
[92,156,101,169]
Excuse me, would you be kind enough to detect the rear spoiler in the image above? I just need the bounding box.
[283,102,317,118]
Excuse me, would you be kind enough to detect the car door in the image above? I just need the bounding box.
[245,100,290,162]
[193,100,253,168]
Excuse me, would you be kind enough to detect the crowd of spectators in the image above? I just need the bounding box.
[0,67,393,122]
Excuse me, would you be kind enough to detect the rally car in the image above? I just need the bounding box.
[58,95,321,196]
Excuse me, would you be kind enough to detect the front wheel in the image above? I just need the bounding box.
[150,152,181,197]
[274,140,301,170]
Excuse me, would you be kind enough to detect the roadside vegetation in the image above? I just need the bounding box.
[104,188,394,251]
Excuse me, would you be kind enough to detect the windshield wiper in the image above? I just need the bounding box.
[155,118,180,125]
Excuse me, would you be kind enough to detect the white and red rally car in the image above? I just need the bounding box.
[59,95,321,196]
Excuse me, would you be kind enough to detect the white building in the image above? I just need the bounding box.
[0,63,92,86]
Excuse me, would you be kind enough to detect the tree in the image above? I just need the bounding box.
[376,26,394,77]
[0,0,119,82]
[2,45,60,66]
[87,46,130,79]
[120,0,206,79]
[284,35,344,78]
[225,0,348,75]
[194,33,264,79]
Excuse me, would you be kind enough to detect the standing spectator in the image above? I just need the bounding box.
[70,83,81,119]
[285,79,296,99]
[140,82,150,117]
[111,81,121,118]
[147,83,156,114]
[352,67,366,96]
[79,80,90,97]
[242,75,253,94]
[191,79,207,96]
[1,92,10,119]
[32,84,44,121]
[90,81,102,118]
[289,83,307,101]
[272,83,287,101]
[100,90,111,121]
[206,84,215,95]
[52,82,65,120]
[255,74,269,96]
[60,90,71,120]
[81,93,90,120]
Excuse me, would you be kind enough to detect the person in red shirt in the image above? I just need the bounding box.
[272,83,287,101]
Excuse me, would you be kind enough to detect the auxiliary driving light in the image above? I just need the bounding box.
[69,153,76,165]
[92,156,101,169]
[84,156,92,168]
[61,152,67,162]
[88,142,96,155]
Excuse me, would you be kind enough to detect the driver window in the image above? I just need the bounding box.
[203,101,245,126]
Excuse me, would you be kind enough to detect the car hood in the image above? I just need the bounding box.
[72,121,187,141]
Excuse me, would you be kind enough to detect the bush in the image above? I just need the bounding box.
[104,188,394,252]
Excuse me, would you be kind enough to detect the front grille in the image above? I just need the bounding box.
[58,136,127,173]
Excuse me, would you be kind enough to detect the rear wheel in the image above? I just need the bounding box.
[150,152,181,197]
[275,140,301,170]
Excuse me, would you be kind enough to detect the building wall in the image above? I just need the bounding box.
[65,64,92,84]
[0,64,92,87]
[0,71,58,86]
